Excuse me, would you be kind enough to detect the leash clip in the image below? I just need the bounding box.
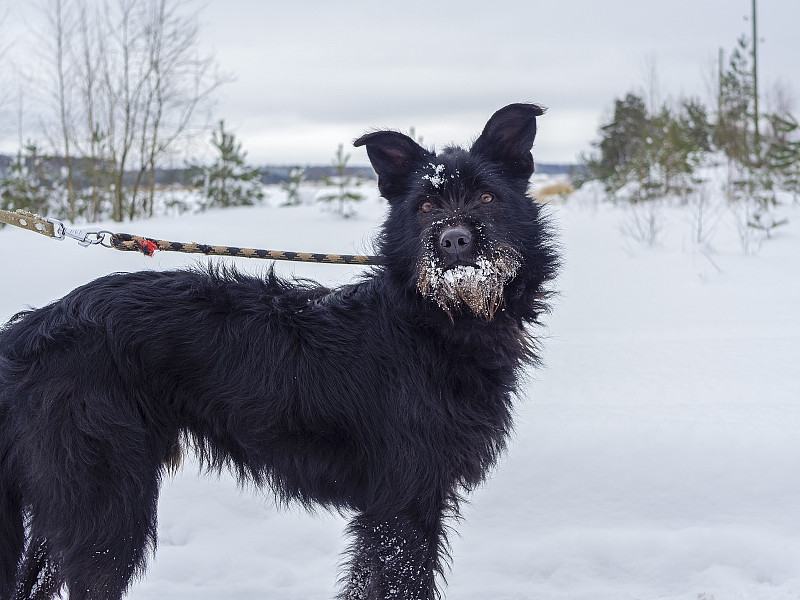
[48,218,113,248]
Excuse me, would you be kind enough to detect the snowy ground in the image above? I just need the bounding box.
[1,184,799,599]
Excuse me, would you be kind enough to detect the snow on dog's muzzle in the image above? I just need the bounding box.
[417,241,521,320]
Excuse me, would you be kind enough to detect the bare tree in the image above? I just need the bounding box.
[98,0,150,221]
[135,0,228,217]
[765,80,796,125]
[620,199,664,247]
[19,0,80,219]
[0,6,11,110]
[75,0,108,221]
[640,52,662,116]
[30,0,227,222]
[49,0,77,220]
[97,0,228,221]
[687,181,723,246]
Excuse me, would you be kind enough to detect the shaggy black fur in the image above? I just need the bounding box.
[0,104,557,600]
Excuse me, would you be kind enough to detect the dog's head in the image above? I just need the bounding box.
[355,103,554,321]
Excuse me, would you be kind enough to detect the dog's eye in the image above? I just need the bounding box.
[480,193,494,204]
[420,201,434,213]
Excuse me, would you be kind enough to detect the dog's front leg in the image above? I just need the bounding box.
[338,509,445,600]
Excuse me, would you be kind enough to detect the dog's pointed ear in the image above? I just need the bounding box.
[354,131,431,198]
[470,103,545,179]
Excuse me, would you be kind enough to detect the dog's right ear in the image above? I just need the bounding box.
[354,131,431,198]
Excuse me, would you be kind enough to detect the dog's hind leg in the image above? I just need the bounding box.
[13,538,61,600]
[339,508,447,600]
[13,470,159,600]
[55,474,161,600]
[0,482,24,599]
[18,429,164,600]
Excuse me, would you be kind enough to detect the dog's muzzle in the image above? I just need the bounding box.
[417,227,521,320]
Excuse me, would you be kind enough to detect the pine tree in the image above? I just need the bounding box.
[587,93,650,196]
[739,111,798,237]
[280,166,306,206]
[317,144,365,218]
[0,144,62,218]
[649,99,712,200]
[766,112,800,204]
[584,93,711,202]
[714,36,789,239]
[192,121,265,210]
[714,36,756,171]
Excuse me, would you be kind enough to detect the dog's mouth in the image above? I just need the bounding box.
[443,258,479,270]
[417,247,521,320]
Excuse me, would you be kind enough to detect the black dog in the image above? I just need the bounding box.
[0,104,557,600]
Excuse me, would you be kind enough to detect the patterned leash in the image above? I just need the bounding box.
[0,208,382,266]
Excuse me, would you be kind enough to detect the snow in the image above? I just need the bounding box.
[422,163,447,188]
[418,249,520,319]
[1,184,799,599]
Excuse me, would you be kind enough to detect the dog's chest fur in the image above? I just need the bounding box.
[299,276,522,488]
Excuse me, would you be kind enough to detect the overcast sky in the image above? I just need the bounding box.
[3,0,799,166]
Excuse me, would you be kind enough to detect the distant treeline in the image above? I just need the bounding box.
[0,154,573,187]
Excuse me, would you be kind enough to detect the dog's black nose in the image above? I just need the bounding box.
[438,226,473,261]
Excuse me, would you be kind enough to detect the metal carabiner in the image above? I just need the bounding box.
[46,218,113,248]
